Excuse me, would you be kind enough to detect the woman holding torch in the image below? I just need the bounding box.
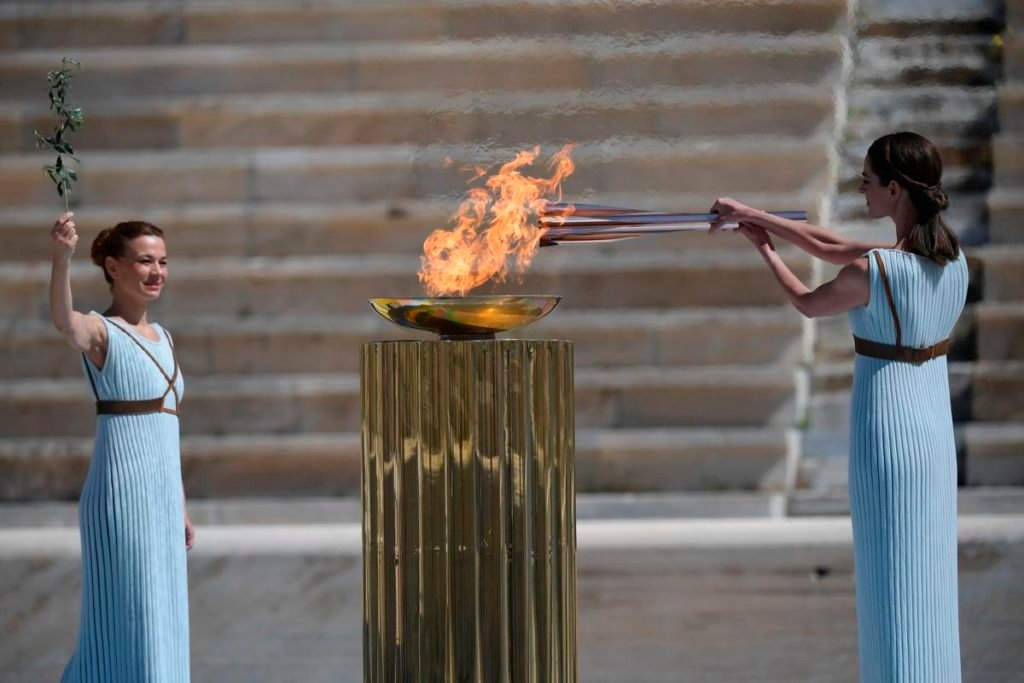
[50,212,192,681]
[711,131,967,682]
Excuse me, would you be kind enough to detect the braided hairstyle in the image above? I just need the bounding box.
[867,132,960,265]
[90,221,165,285]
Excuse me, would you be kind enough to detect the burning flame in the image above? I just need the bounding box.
[419,144,575,297]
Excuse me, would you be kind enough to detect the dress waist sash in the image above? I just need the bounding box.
[853,336,950,364]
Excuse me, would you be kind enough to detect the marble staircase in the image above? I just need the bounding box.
[0,0,855,501]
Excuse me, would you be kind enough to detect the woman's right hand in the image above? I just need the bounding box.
[50,212,78,261]
[708,197,758,232]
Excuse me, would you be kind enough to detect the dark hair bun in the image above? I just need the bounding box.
[923,187,949,214]
[89,221,165,285]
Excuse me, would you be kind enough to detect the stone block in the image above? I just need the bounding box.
[0,111,21,153]
[21,108,181,151]
[4,0,849,51]
[600,40,843,89]
[2,364,798,439]
[0,307,801,380]
[998,85,1024,136]
[575,367,798,428]
[1006,32,1024,82]
[185,5,442,44]
[12,8,185,49]
[972,362,1024,422]
[963,423,1024,486]
[151,91,834,150]
[575,428,792,492]
[994,134,1024,187]
[0,250,813,322]
[976,303,1024,360]
[1,38,844,102]
[974,245,1024,302]
[986,189,1024,244]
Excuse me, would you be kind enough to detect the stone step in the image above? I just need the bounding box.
[988,188,1024,244]
[846,86,997,141]
[1006,32,1024,82]
[973,362,1024,423]
[0,86,836,154]
[857,16,1006,40]
[0,249,814,321]
[853,35,1000,87]
[0,365,800,438]
[0,491,794,527]
[807,360,1024,425]
[0,0,849,49]
[974,244,1024,302]
[1,307,805,379]
[997,84,1024,135]
[788,485,1024,517]
[963,423,1024,486]
[1012,0,1024,32]
[804,362,976,434]
[0,426,795,501]
[0,137,831,209]
[975,303,1024,361]
[0,189,819,261]
[0,35,844,102]
[994,134,1024,187]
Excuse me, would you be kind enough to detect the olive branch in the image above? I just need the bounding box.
[34,58,84,211]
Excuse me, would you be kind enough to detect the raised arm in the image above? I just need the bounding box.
[49,212,107,365]
[738,223,870,318]
[710,197,892,265]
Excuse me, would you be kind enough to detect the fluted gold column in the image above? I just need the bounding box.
[361,340,576,683]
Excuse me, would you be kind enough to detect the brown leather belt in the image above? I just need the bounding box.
[96,398,179,416]
[853,336,950,364]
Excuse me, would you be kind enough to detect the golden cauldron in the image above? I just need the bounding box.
[368,294,561,339]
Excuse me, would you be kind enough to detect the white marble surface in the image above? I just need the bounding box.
[1,515,1022,682]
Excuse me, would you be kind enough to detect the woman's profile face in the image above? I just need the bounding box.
[858,157,895,220]
[106,235,168,301]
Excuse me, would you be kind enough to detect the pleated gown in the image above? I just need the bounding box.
[62,314,190,682]
[848,249,968,682]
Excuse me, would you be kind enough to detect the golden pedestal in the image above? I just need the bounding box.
[361,340,576,682]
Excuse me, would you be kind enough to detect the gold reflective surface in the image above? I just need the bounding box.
[368,296,561,339]
[362,340,576,682]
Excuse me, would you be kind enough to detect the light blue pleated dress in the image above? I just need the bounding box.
[62,313,190,682]
[848,248,968,682]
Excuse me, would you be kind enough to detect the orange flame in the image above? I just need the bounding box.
[419,144,575,297]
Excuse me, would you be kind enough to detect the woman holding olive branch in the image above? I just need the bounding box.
[51,212,192,682]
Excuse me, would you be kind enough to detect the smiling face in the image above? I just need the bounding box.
[105,235,168,302]
[858,156,899,220]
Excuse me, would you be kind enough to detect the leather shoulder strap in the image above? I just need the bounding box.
[873,251,902,349]
[105,319,178,383]
[104,318,182,410]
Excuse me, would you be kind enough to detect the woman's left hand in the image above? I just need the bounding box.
[184,512,195,551]
[739,223,776,254]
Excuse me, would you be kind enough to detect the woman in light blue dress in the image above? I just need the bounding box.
[49,213,192,682]
[711,131,966,682]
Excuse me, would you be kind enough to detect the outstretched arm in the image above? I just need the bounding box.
[49,212,107,364]
[739,224,870,318]
[710,197,891,265]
